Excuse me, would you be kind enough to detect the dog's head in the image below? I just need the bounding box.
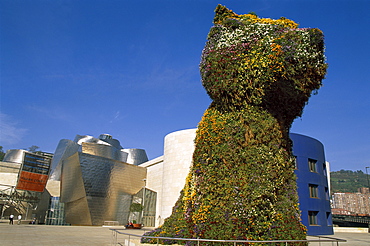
[200,5,327,124]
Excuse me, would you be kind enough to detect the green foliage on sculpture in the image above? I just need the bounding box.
[202,5,326,126]
[143,5,326,244]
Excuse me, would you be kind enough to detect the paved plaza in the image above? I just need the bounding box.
[0,222,369,245]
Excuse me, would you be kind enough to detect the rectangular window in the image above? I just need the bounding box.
[308,158,317,172]
[323,162,327,176]
[309,184,319,198]
[308,211,318,225]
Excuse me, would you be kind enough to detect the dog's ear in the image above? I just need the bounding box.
[213,4,239,25]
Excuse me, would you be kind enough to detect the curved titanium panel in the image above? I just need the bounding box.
[121,149,148,165]
[3,149,25,164]
[74,135,111,146]
[61,152,147,225]
[81,142,128,162]
[49,139,79,181]
[99,134,123,150]
[60,153,86,203]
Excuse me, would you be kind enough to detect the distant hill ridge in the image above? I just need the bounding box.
[330,170,369,193]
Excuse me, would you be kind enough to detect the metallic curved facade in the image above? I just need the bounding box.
[49,139,79,181]
[49,134,153,226]
[50,134,148,181]
[122,149,148,165]
[60,152,147,225]
[74,135,111,146]
[2,149,25,164]
[98,134,123,149]
[81,142,128,162]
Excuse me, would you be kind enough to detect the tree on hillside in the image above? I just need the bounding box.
[28,145,40,153]
[330,170,369,193]
[0,146,5,161]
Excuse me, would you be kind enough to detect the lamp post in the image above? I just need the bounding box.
[141,179,146,225]
[366,167,370,193]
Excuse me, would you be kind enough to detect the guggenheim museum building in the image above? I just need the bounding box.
[0,129,333,235]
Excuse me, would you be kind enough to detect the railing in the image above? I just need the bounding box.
[142,216,156,227]
[333,214,370,227]
[110,229,347,246]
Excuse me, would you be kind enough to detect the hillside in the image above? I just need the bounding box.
[330,170,369,193]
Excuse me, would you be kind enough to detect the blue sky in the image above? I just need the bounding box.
[1,0,369,172]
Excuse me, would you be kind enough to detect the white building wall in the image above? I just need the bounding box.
[140,156,164,227]
[0,173,18,190]
[140,128,197,227]
[160,129,196,223]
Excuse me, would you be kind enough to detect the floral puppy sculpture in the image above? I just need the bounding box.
[143,5,327,245]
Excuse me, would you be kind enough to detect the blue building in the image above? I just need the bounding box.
[291,133,333,235]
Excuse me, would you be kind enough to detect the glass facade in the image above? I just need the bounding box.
[46,197,68,225]
[23,153,50,175]
[128,188,157,227]
[0,150,53,221]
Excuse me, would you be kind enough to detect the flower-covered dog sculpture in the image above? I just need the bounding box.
[143,5,327,244]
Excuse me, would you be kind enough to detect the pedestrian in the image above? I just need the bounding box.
[9,214,14,225]
[17,214,22,225]
[30,217,36,224]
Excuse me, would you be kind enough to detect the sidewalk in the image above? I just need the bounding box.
[0,223,368,245]
[0,223,114,246]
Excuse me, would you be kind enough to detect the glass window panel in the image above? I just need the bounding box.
[308,158,317,172]
[308,211,318,225]
[309,184,319,198]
